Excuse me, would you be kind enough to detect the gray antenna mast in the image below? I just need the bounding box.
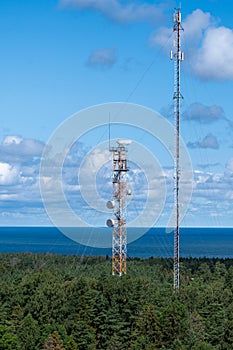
[170,8,184,291]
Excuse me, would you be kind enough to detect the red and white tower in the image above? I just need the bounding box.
[170,8,184,290]
[106,140,131,276]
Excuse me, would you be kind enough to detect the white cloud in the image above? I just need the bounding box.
[226,158,233,173]
[0,194,18,200]
[193,26,233,80]
[3,135,23,145]
[0,162,20,185]
[60,0,164,23]
[187,133,219,150]
[149,9,211,50]
[86,48,117,68]
[193,166,233,199]
[1,132,233,226]
[151,8,233,81]
[0,136,47,224]
[149,26,170,48]
[183,102,224,123]
[0,135,45,163]
[184,11,233,80]
[188,169,233,225]
[183,9,211,44]
[80,148,110,175]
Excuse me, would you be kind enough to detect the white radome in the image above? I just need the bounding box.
[117,139,132,146]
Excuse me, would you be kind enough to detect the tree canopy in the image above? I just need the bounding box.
[0,253,232,349]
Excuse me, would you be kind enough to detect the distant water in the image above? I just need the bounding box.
[0,227,232,258]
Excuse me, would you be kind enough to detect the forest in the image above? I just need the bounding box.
[0,253,233,349]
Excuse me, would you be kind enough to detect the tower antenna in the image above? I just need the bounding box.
[108,113,111,151]
[170,8,184,290]
[106,139,131,276]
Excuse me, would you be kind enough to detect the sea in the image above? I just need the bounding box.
[0,226,233,258]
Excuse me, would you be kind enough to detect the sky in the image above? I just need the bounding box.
[0,0,233,229]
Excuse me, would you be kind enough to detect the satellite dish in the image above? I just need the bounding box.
[106,201,115,209]
[106,219,115,227]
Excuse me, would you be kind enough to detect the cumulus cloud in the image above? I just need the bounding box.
[187,133,219,150]
[149,26,170,48]
[184,11,233,80]
[1,132,232,226]
[193,26,233,80]
[0,135,45,163]
[0,135,45,188]
[0,163,20,185]
[183,102,224,123]
[182,9,212,44]
[149,10,212,50]
[183,103,233,131]
[191,165,233,218]
[0,135,48,223]
[59,0,165,23]
[86,48,117,69]
[151,8,233,81]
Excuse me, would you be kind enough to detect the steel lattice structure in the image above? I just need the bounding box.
[106,140,130,276]
[171,8,184,290]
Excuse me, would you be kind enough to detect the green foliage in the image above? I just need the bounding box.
[18,313,40,350]
[70,321,97,350]
[131,303,161,348]
[190,341,217,350]
[0,253,233,349]
[43,331,65,349]
[66,336,78,350]
[0,325,19,349]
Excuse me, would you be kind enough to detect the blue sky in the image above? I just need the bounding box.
[0,0,233,228]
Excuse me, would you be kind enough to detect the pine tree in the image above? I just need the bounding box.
[222,303,233,349]
[18,313,40,350]
[66,336,78,350]
[0,325,19,350]
[130,303,161,349]
[43,331,65,350]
